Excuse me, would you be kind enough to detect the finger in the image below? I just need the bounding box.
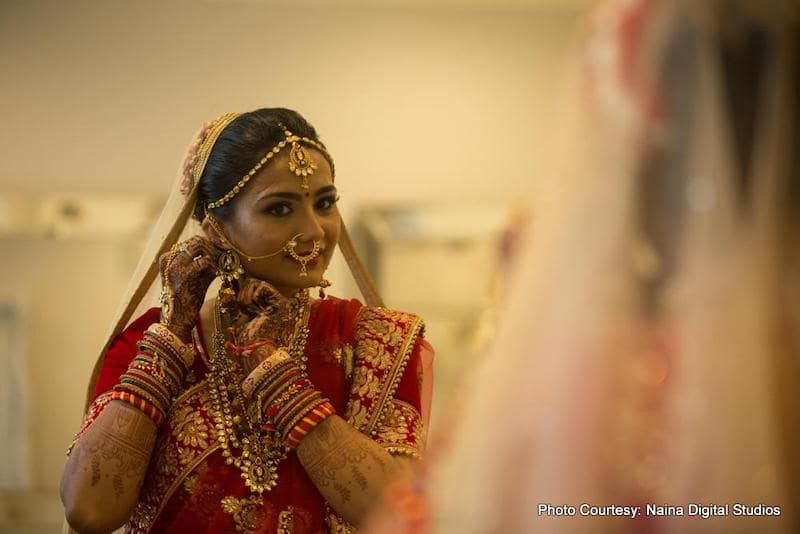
[200,238,218,256]
[186,235,217,256]
[190,256,216,276]
[175,236,203,260]
[183,236,206,257]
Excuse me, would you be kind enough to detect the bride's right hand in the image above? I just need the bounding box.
[158,235,218,343]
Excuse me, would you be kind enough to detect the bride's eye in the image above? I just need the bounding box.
[316,195,340,211]
[265,202,292,217]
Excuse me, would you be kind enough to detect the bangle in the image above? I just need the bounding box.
[112,324,196,429]
[146,323,195,368]
[131,351,182,399]
[241,348,292,399]
[132,353,181,393]
[276,390,323,436]
[285,401,335,449]
[243,350,334,449]
[111,390,165,426]
[118,373,171,408]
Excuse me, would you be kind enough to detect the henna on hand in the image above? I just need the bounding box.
[159,235,218,342]
[297,415,407,525]
[61,401,158,532]
[228,279,302,375]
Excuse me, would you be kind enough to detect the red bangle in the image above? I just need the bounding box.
[111,390,165,426]
[285,401,335,449]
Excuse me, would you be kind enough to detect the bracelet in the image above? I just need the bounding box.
[244,352,334,449]
[114,371,170,412]
[261,367,304,407]
[111,390,165,426]
[118,373,171,408]
[276,390,324,437]
[270,383,315,423]
[146,323,195,368]
[132,353,182,393]
[285,401,335,449]
[112,324,196,428]
[138,339,184,378]
[241,348,293,399]
[131,350,182,399]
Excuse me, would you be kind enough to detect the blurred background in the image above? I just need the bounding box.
[0,0,590,531]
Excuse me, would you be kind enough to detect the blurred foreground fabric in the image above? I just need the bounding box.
[366,0,800,532]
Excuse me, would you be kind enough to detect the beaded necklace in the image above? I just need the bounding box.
[208,289,311,494]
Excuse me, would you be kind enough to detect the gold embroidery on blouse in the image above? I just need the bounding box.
[183,473,199,494]
[333,343,355,382]
[221,495,265,533]
[127,381,221,532]
[325,504,356,534]
[345,308,424,436]
[376,399,425,458]
[277,505,294,534]
[172,403,212,450]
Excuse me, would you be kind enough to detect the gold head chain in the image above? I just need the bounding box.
[206,123,333,210]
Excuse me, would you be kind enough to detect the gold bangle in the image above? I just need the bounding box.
[241,348,292,398]
[147,323,195,367]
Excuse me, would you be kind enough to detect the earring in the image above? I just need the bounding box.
[318,278,331,299]
[217,249,244,305]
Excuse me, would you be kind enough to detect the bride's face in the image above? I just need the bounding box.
[211,148,341,297]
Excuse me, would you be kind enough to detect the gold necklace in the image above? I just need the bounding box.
[208,289,311,494]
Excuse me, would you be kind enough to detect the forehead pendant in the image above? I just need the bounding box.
[285,129,317,192]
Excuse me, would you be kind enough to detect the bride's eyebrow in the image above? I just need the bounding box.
[256,191,302,202]
[314,185,337,197]
[256,185,337,203]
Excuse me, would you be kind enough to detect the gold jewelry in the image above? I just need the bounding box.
[285,237,321,277]
[318,278,331,299]
[216,249,244,302]
[159,244,182,324]
[209,290,311,494]
[207,215,322,277]
[241,348,292,399]
[206,124,334,210]
[288,139,317,190]
[206,215,286,263]
[146,323,195,367]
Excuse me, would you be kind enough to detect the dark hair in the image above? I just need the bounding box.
[193,108,329,221]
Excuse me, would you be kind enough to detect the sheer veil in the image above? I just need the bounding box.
[426,1,798,532]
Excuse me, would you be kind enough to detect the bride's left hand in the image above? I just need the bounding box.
[234,314,280,375]
[229,278,295,375]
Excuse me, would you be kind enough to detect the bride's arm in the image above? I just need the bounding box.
[61,236,217,533]
[297,415,415,526]
[60,401,156,534]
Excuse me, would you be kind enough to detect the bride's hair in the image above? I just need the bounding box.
[192,107,327,222]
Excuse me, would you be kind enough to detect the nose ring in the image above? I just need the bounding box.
[284,234,321,277]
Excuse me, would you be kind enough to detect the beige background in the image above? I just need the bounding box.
[0,0,588,530]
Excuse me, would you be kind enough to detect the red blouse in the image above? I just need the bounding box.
[75,296,431,534]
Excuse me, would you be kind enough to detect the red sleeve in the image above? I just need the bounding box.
[393,336,425,410]
[91,308,161,400]
[374,333,431,457]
